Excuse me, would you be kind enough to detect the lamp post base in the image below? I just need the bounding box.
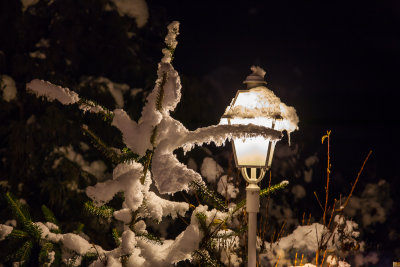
[246,183,260,267]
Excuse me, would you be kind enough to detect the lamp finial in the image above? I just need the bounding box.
[243,66,267,88]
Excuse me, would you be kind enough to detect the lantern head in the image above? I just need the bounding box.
[220,66,299,170]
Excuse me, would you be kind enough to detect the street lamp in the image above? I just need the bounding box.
[220,66,299,267]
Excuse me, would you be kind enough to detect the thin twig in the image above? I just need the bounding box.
[327,200,337,229]
[314,192,324,212]
[194,191,201,206]
[342,150,372,209]
[178,214,189,226]
[276,221,286,242]
[320,249,328,267]
[323,130,331,226]
[274,255,281,267]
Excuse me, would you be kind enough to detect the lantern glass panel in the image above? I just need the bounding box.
[233,136,270,167]
[228,117,275,168]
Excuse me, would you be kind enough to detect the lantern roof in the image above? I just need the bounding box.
[221,66,299,135]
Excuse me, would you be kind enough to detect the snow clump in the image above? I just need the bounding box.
[27,79,80,105]
[201,157,224,183]
[217,175,239,199]
[0,224,13,241]
[1,75,17,102]
[109,0,149,28]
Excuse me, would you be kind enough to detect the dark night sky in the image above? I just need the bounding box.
[149,0,400,182]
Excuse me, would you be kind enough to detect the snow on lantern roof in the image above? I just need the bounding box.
[221,66,299,135]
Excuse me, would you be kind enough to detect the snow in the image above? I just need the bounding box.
[305,155,318,168]
[338,261,351,267]
[113,208,132,223]
[20,0,39,12]
[221,249,242,267]
[200,157,223,183]
[304,169,313,183]
[79,100,105,114]
[1,75,17,102]
[291,184,306,200]
[29,51,46,59]
[151,121,280,194]
[22,21,304,266]
[86,162,145,210]
[130,88,143,97]
[304,155,318,182]
[220,66,299,143]
[62,233,93,254]
[121,230,137,253]
[165,21,179,50]
[327,255,338,265]
[152,149,204,194]
[52,145,107,179]
[47,251,55,266]
[45,222,59,231]
[143,191,189,222]
[35,38,50,48]
[110,0,149,28]
[27,79,80,105]
[5,219,17,227]
[111,108,157,156]
[344,180,391,227]
[354,252,379,267]
[0,224,13,241]
[35,222,62,243]
[80,76,129,108]
[217,175,239,200]
[133,220,146,234]
[261,218,358,266]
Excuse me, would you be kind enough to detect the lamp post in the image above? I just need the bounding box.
[220,66,299,267]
